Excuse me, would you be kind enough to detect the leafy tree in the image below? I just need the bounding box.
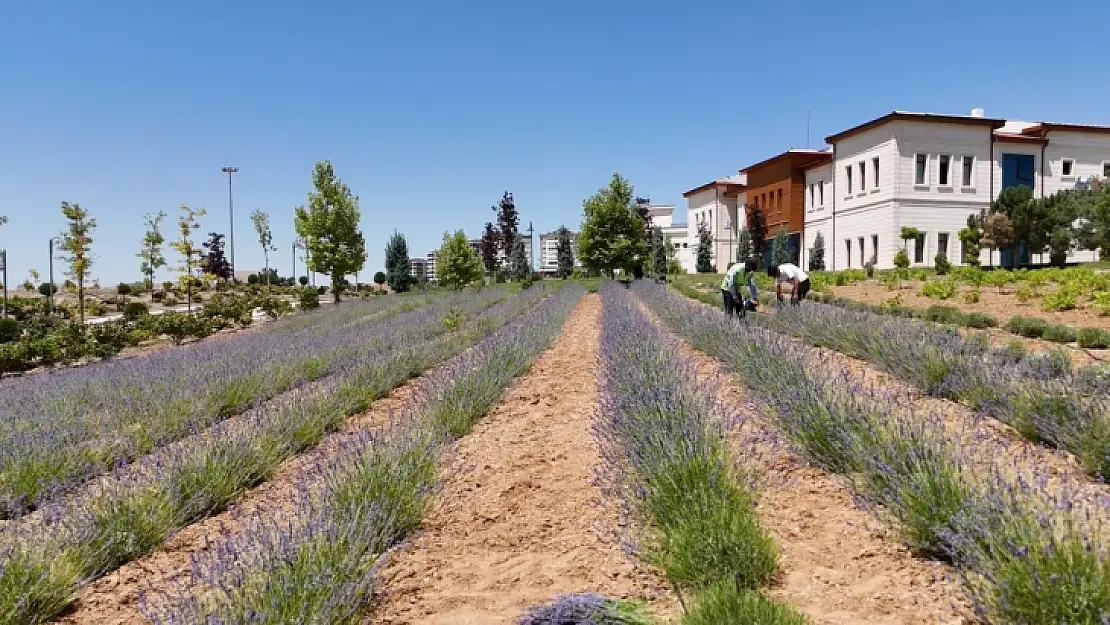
[510,239,530,281]
[578,173,647,277]
[991,186,1036,266]
[138,210,167,290]
[479,221,500,276]
[1049,226,1072,267]
[373,271,387,291]
[736,227,753,263]
[493,192,520,262]
[808,231,826,271]
[555,226,574,279]
[38,282,57,297]
[695,221,714,273]
[59,201,97,322]
[172,205,206,312]
[635,197,654,272]
[652,227,667,276]
[299,276,309,287]
[201,232,233,282]
[900,226,921,252]
[1074,185,1110,256]
[27,269,40,288]
[959,212,983,267]
[436,229,483,290]
[893,249,910,269]
[746,206,768,266]
[294,160,367,303]
[250,209,276,286]
[982,212,1013,265]
[383,230,412,293]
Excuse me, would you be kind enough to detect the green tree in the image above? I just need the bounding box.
[373,271,387,291]
[493,192,520,263]
[736,227,753,263]
[652,227,667,276]
[138,210,167,291]
[59,201,97,322]
[294,160,367,303]
[555,226,574,279]
[250,209,276,287]
[578,173,647,277]
[171,205,206,312]
[808,231,826,271]
[771,227,794,267]
[436,229,483,290]
[201,232,233,283]
[1049,226,1072,267]
[509,239,530,281]
[480,221,500,276]
[959,212,983,267]
[981,212,1013,266]
[900,226,921,252]
[1074,185,1110,256]
[746,206,768,266]
[383,230,412,293]
[991,186,1035,266]
[695,221,714,273]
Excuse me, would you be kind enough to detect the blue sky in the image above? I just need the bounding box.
[1,0,1107,285]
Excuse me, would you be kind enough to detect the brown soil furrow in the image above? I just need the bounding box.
[637,300,972,624]
[368,295,675,625]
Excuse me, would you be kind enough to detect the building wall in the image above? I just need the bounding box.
[746,159,802,235]
[802,164,833,270]
[685,189,736,272]
[1042,131,1110,197]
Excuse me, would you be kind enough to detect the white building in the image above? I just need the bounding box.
[806,110,1107,271]
[538,230,580,275]
[409,258,428,281]
[643,204,693,273]
[681,175,746,273]
[424,252,437,282]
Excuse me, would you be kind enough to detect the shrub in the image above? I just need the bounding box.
[1092,292,1110,316]
[1015,286,1035,303]
[1042,288,1078,312]
[893,249,910,269]
[162,294,179,307]
[519,594,656,625]
[0,318,21,343]
[297,287,320,310]
[202,293,253,327]
[1041,323,1078,344]
[155,313,214,345]
[934,252,951,275]
[964,288,981,304]
[116,283,132,296]
[882,272,901,291]
[247,274,259,286]
[1006,316,1048,338]
[864,260,875,278]
[1077,327,1110,349]
[123,301,150,321]
[37,283,57,297]
[965,312,998,329]
[922,305,966,325]
[681,583,805,625]
[922,279,957,300]
[985,270,1013,294]
[251,294,292,320]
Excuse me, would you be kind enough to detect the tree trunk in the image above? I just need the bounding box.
[332,273,341,303]
[78,280,85,323]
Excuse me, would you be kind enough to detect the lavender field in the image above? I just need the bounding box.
[1,279,1107,624]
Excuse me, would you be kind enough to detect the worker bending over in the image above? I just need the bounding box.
[720,259,759,319]
[768,263,810,306]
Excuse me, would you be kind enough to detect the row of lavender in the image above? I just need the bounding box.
[592,282,804,624]
[140,285,585,623]
[0,291,455,519]
[0,284,556,625]
[745,292,1110,481]
[637,282,1110,623]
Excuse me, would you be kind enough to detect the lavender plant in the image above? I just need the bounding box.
[139,286,584,623]
[596,283,802,623]
[0,286,557,624]
[517,593,656,625]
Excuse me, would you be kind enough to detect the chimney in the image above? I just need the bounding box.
[971,108,985,118]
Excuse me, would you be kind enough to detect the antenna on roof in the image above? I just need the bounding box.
[806,106,811,148]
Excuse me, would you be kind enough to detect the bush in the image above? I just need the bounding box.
[964,288,981,304]
[123,301,150,321]
[116,283,132,296]
[1077,327,1110,349]
[247,274,259,286]
[864,260,875,278]
[922,305,966,325]
[0,317,21,343]
[893,249,910,269]
[1007,316,1048,338]
[163,294,179,307]
[934,252,951,275]
[682,583,805,625]
[1041,323,1078,344]
[37,283,57,297]
[1015,286,1035,303]
[250,293,292,320]
[297,287,320,310]
[519,594,655,625]
[966,312,998,329]
[202,293,253,327]
[921,278,957,300]
[155,313,214,345]
[1042,288,1078,312]
[317,286,328,295]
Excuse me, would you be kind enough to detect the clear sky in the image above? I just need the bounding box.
[1,0,1107,285]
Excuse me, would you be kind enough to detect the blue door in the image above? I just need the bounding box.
[1000,154,1034,266]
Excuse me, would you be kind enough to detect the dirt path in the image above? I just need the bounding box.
[637,301,972,624]
[368,295,674,625]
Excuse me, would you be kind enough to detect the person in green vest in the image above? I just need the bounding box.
[720,258,758,319]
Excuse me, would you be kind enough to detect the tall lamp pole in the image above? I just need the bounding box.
[293,239,305,283]
[48,236,63,315]
[0,249,7,319]
[221,166,239,279]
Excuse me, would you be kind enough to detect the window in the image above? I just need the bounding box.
[818,181,825,206]
[939,155,952,186]
[777,189,783,211]
[961,238,968,264]
[1104,162,1110,178]
[871,235,878,264]
[915,154,928,185]
[962,156,975,187]
[914,233,926,264]
[846,166,853,194]
[859,161,867,191]
[809,184,815,209]
[938,232,949,258]
[872,157,880,189]
[845,240,852,267]
[858,237,865,264]
[1062,159,1075,177]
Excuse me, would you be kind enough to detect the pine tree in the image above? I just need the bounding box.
[479,221,500,276]
[746,207,768,266]
[770,227,793,267]
[493,192,519,262]
[652,227,667,276]
[294,160,367,303]
[201,232,233,282]
[555,226,574,279]
[695,221,714,273]
[736,227,753,263]
[808,231,826,271]
[510,239,530,281]
[384,231,412,293]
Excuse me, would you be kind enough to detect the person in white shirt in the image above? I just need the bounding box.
[768,263,810,306]
[720,259,758,319]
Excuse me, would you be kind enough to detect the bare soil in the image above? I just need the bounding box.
[832,281,1110,331]
[639,302,972,624]
[368,295,675,625]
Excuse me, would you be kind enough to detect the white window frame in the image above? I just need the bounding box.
[870,234,878,265]
[818,181,825,208]
[808,184,815,211]
[914,232,927,264]
[961,155,976,189]
[857,236,864,264]
[914,153,929,187]
[845,239,852,268]
[1103,161,1110,179]
[938,154,953,187]
[871,157,880,192]
[1061,158,1076,180]
[845,166,853,196]
[858,161,867,195]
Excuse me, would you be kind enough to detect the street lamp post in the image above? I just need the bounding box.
[48,236,63,315]
[221,166,239,279]
[0,249,7,319]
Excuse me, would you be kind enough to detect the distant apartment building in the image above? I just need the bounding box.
[409,257,428,282]
[538,230,580,275]
[424,252,437,282]
[681,176,746,273]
